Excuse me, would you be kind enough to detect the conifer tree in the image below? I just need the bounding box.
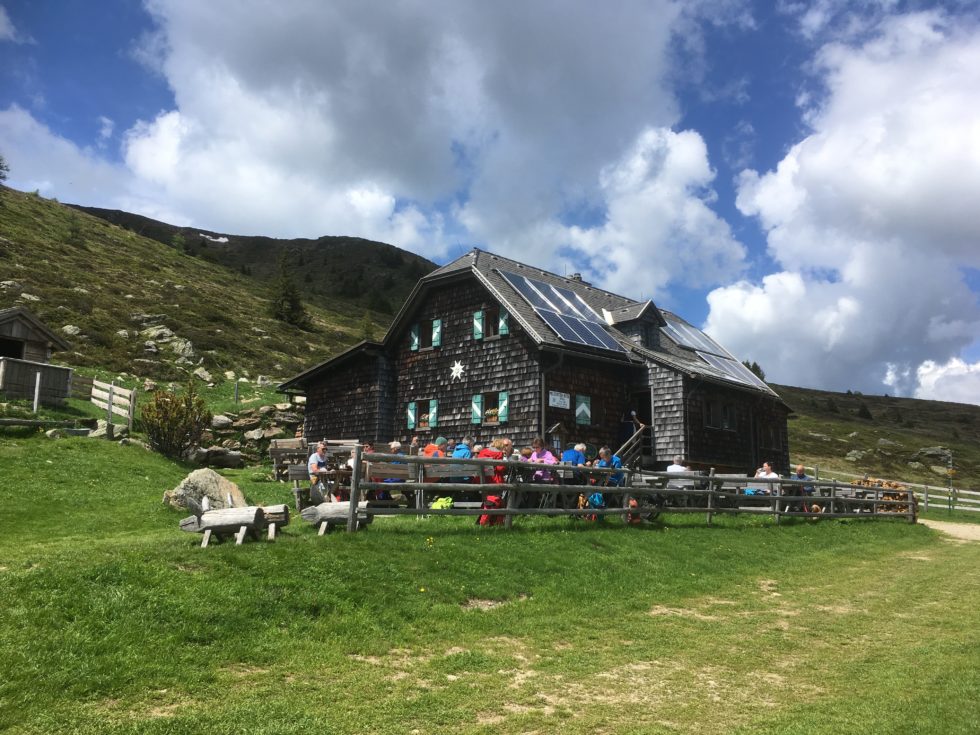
[270,253,311,329]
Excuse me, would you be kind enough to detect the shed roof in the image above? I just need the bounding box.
[0,306,71,351]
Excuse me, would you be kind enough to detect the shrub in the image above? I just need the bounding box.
[857,403,873,420]
[141,381,212,459]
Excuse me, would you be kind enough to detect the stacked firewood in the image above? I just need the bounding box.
[854,477,917,517]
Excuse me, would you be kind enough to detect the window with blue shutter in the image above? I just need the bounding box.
[471,394,483,424]
[429,399,438,427]
[473,310,484,340]
[410,323,420,351]
[497,391,509,423]
[431,319,442,348]
[407,401,417,429]
[575,394,591,425]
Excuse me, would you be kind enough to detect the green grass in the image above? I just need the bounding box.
[1,434,978,734]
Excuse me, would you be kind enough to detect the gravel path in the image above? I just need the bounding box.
[919,519,980,542]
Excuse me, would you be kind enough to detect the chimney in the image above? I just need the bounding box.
[569,273,582,282]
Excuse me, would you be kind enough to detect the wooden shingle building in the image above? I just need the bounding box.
[0,306,73,405]
[280,249,790,473]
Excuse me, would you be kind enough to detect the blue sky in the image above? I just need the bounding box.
[2,1,979,404]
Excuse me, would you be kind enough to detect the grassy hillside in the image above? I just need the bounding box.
[72,204,435,317]
[776,383,979,490]
[0,187,433,382]
[0,434,977,734]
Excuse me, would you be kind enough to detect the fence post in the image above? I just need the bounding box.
[127,386,137,431]
[504,478,518,529]
[922,485,929,513]
[106,382,115,425]
[347,444,363,533]
[831,479,838,515]
[234,379,239,404]
[706,467,715,526]
[33,371,41,413]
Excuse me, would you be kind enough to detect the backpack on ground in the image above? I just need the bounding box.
[478,495,504,526]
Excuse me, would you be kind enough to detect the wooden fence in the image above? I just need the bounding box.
[71,376,137,431]
[797,464,977,515]
[305,449,918,533]
[0,357,72,407]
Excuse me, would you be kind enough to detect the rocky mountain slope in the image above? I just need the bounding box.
[0,186,435,381]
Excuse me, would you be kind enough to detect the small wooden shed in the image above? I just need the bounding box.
[0,306,73,405]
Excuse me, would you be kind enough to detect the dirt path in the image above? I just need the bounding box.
[919,519,980,542]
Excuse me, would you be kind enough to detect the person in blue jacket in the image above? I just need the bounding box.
[451,436,474,483]
[560,442,589,485]
[595,446,624,487]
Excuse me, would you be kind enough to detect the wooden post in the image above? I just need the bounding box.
[201,529,212,548]
[923,485,929,513]
[0,359,6,394]
[831,479,837,515]
[106,382,115,426]
[504,480,518,529]
[347,444,363,532]
[706,468,715,526]
[33,371,41,413]
[127,386,137,431]
[234,379,239,404]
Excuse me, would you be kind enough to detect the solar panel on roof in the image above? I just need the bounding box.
[499,270,626,353]
[696,351,770,390]
[661,314,727,356]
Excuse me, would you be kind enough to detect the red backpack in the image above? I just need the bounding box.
[478,495,504,526]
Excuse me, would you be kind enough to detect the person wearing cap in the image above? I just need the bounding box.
[307,441,329,504]
[423,436,448,457]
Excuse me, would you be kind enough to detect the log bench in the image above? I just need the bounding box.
[178,504,290,546]
[300,501,373,535]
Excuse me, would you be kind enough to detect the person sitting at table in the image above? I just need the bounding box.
[746,461,779,496]
[450,436,474,482]
[308,441,329,503]
[477,437,510,484]
[560,442,589,485]
[595,446,624,487]
[667,455,690,473]
[423,436,448,457]
[529,436,558,482]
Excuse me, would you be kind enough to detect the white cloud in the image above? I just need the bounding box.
[0,6,15,42]
[915,358,980,405]
[709,11,980,401]
[0,105,132,202]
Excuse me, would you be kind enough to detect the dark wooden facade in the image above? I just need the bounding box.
[0,307,73,405]
[282,249,790,474]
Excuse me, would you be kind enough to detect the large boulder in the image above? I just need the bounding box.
[163,468,246,511]
[913,446,951,462]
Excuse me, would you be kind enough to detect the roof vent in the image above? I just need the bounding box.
[569,273,582,281]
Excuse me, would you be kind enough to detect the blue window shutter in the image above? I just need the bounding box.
[471,394,483,424]
[473,310,484,340]
[410,323,420,351]
[498,391,509,423]
[498,310,509,336]
[429,399,438,427]
[432,319,442,347]
[575,395,591,425]
[407,401,417,429]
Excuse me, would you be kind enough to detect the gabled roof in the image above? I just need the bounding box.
[401,248,640,362]
[606,300,666,326]
[290,247,780,399]
[0,306,71,351]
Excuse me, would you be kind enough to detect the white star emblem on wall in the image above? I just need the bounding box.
[450,360,465,382]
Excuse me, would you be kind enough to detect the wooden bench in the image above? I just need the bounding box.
[178,504,290,547]
[300,501,373,534]
[269,437,308,481]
